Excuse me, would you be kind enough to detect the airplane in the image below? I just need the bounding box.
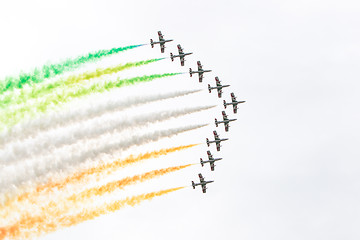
[223,92,246,114]
[215,111,237,132]
[170,44,193,66]
[150,31,174,53]
[200,150,223,171]
[189,61,212,82]
[192,173,214,193]
[208,77,230,98]
[206,130,229,151]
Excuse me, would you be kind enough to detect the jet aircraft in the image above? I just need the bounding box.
[150,31,173,53]
[189,61,212,82]
[170,44,193,66]
[208,77,230,98]
[192,173,214,193]
[223,92,246,114]
[215,111,237,132]
[200,150,223,171]
[206,130,229,151]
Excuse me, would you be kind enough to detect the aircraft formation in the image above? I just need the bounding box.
[150,31,246,193]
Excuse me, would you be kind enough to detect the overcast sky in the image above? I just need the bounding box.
[0,0,359,239]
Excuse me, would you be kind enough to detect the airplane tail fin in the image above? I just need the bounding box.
[215,118,218,127]
[223,100,227,108]
[170,52,174,61]
[200,158,204,167]
[206,138,210,147]
[150,39,154,48]
[192,181,195,189]
[189,68,192,77]
[208,84,211,93]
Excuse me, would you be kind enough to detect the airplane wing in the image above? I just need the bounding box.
[199,73,203,82]
[160,43,165,53]
[202,184,207,193]
[216,142,221,151]
[158,31,164,41]
[207,150,213,160]
[222,111,228,121]
[224,122,229,132]
[231,92,237,102]
[197,61,203,71]
[233,105,238,114]
[217,88,222,98]
[215,77,221,87]
[213,131,219,140]
[210,162,215,171]
[180,56,185,66]
[177,44,184,54]
[198,173,204,182]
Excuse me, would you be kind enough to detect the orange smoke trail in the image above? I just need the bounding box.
[0,164,191,239]
[56,187,184,230]
[27,144,196,197]
[1,144,197,222]
[68,164,192,202]
[0,187,184,239]
[35,187,185,240]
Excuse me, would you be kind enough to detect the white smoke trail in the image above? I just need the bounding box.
[0,105,214,164]
[0,89,201,147]
[0,124,207,198]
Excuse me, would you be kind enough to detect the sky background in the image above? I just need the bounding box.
[0,0,360,239]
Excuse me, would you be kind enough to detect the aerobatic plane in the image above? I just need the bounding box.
[223,92,246,114]
[170,44,193,66]
[206,130,229,151]
[208,77,230,98]
[150,31,173,53]
[189,61,212,82]
[200,150,223,171]
[192,173,214,193]
[215,111,237,132]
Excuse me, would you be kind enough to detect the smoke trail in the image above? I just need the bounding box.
[1,144,197,220]
[0,58,163,109]
[0,124,206,196]
[0,187,183,239]
[1,105,214,164]
[71,164,191,202]
[1,164,191,226]
[0,89,201,146]
[0,73,180,129]
[0,44,142,95]
[42,145,196,194]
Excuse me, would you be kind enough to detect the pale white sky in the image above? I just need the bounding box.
[0,0,359,239]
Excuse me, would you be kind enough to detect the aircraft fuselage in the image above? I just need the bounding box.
[218,119,236,124]
[224,100,246,106]
[203,158,223,164]
[192,69,212,74]
[208,138,229,144]
[193,180,214,187]
[172,52,193,58]
[211,84,230,90]
[152,39,173,45]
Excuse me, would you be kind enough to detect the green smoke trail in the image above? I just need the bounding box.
[0,58,164,109]
[0,44,142,95]
[0,73,180,129]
